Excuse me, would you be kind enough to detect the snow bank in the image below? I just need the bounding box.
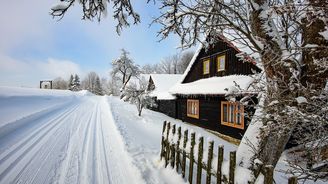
[107,96,237,183]
[0,86,90,129]
[0,86,76,97]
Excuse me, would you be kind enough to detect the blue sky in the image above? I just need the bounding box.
[0,1,192,87]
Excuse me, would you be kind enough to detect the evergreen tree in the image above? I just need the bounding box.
[94,76,103,95]
[68,74,74,91]
[73,74,81,91]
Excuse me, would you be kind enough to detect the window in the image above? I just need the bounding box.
[187,99,199,119]
[221,101,244,129]
[203,59,210,74]
[217,55,226,71]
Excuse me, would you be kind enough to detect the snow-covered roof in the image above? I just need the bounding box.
[169,75,254,96]
[148,74,182,100]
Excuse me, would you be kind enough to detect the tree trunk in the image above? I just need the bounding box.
[300,0,328,90]
[239,0,328,180]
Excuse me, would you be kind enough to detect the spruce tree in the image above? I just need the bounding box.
[95,76,103,95]
[73,74,81,91]
[68,74,74,91]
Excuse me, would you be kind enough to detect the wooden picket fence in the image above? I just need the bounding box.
[160,121,299,184]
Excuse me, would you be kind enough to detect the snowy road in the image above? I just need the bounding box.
[0,87,238,184]
[0,94,143,184]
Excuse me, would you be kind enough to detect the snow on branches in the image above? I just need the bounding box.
[111,49,140,97]
[50,0,140,34]
[122,77,156,116]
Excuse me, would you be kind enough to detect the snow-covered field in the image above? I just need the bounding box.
[0,87,324,184]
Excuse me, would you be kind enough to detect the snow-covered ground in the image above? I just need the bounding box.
[0,86,324,183]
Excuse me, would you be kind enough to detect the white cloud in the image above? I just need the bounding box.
[0,54,83,87]
[37,58,82,79]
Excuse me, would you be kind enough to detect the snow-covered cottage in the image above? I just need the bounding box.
[169,34,261,140]
[147,74,182,118]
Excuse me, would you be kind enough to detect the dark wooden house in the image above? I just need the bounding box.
[169,35,261,140]
[147,74,182,118]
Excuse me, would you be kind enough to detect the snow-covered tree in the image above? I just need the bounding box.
[52,77,68,90]
[50,0,140,34]
[108,74,121,96]
[111,49,140,96]
[68,74,74,91]
[72,74,81,91]
[94,76,103,95]
[122,78,156,116]
[141,63,160,74]
[100,77,111,95]
[82,71,103,95]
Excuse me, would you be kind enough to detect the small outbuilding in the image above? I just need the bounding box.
[147,74,182,118]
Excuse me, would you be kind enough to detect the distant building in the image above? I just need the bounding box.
[40,80,53,89]
[146,74,182,118]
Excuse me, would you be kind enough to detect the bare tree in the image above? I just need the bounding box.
[160,56,174,74]
[141,63,162,74]
[178,51,194,73]
[158,52,194,74]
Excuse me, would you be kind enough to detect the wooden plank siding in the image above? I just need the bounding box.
[157,99,177,118]
[176,95,257,140]
[183,37,260,83]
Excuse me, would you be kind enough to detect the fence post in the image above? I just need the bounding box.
[170,124,176,168]
[217,145,224,184]
[165,122,171,167]
[264,165,274,184]
[196,137,204,184]
[160,121,167,160]
[166,122,171,139]
[182,130,188,178]
[189,132,196,184]
[229,151,236,184]
[288,176,297,184]
[176,126,182,172]
[206,141,214,184]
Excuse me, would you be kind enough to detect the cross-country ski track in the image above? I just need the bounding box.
[0,95,144,184]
